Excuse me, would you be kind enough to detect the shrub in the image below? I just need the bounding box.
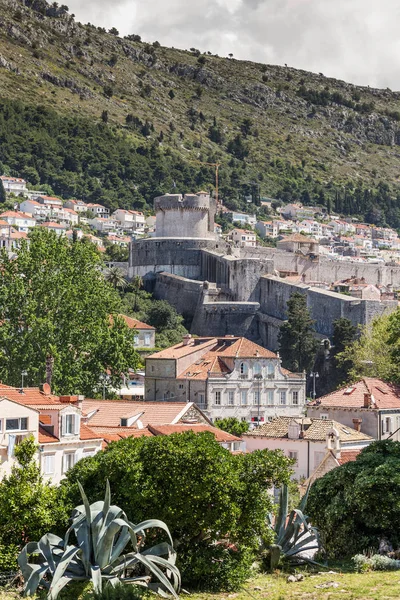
[62,433,292,590]
[308,440,400,558]
[353,554,400,572]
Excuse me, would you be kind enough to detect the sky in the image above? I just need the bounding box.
[67,0,400,90]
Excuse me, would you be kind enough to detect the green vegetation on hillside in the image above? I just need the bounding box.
[2,1,400,223]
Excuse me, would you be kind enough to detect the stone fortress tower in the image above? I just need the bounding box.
[154,191,216,239]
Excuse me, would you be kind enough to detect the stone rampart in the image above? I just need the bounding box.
[152,272,204,322]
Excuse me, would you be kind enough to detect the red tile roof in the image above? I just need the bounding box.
[115,314,155,330]
[279,233,318,243]
[0,384,61,406]
[148,336,277,361]
[148,423,241,442]
[41,222,66,229]
[79,423,103,440]
[82,399,194,428]
[313,378,400,409]
[38,425,59,443]
[39,415,52,425]
[245,416,372,442]
[337,449,362,465]
[89,426,154,442]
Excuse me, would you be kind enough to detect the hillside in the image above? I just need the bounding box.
[1,0,400,224]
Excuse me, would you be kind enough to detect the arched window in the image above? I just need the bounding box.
[240,362,248,377]
[253,363,261,376]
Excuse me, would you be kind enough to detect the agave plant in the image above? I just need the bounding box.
[266,484,321,569]
[18,481,181,599]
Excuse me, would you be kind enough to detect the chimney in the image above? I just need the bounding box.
[352,418,362,432]
[363,392,371,408]
[182,334,192,346]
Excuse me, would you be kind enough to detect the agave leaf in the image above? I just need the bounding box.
[134,553,179,598]
[38,534,59,574]
[142,542,175,560]
[90,565,102,594]
[298,484,311,513]
[144,554,181,591]
[132,519,174,546]
[24,563,49,597]
[276,485,289,539]
[18,542,41,580]
[49,545,80,595]
[109,527,131,565]
[48,576,74,600]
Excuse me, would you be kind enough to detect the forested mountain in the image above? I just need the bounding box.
[1,0,400,224]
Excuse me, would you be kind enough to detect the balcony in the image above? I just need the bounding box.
[239,374,249,380]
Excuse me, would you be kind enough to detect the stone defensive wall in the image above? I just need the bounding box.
[128,238,228,279]
[241,246,400,287]
[191,300,260,339]
[257,275,398,350]
[151,272,204,321]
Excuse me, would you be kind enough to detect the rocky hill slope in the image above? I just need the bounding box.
[2,0,400,224]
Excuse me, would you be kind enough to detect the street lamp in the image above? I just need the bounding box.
[254,374,262,425]
[20,370,28,393]
[309,371,319,400]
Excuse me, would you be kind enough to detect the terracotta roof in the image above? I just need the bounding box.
[337,449,362,465]
[82,399,194,427]
[0,384,61,406]
[312,378,400,409]
[41,222,66,228]
[39,415,52,425]
[279,233,318,244]
[0,176,26,183]
[0,211,35,219]
[148,423,241,442]
[245,416,372,442]
[89,426,153,440]
[39,425,59,443]
[79,423,103,440]
[116,314,155,330]
[148,336,277,361]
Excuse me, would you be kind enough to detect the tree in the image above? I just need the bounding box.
[215,417,249,437]
[227,134,249,159]
[62,432,293,590]
[0,229,139,394]
[337,313,394,382]
[308,440,400,558]
[330,317,357,387]
[101,110,108,123]
[109,27,119,36]
[168,89,175,99]
[104,265,127,289]
[278,292,318,372]
[0,180,6,203]
[0,437,66,569]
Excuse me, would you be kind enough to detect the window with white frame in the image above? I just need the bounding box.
[266,390,274,405]
[63,452,76,473]
[63,414,76,435]
[198,393,205,405]
[241,390,248,405]
[253,363,261,376]
[292,391,299,405]
[267,363,275,377]
[228,391,235,406]
[215,391,221,405]
[233,441,241,452]
[6,417,28,431]
[288,450,298,464]
[144,333,151,347]
[254,390,260,405]
[240,362,248,376]
[280,391,287,405]
[43,454,55,475]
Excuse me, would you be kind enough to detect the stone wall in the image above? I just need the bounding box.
[128,238,227,279]
[191,300,260,338]
[152,272,204,322]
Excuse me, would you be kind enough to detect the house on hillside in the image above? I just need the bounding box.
[0,211,36,232]
[87,203,110,218]
[308,378,400,441]
[0,385,103,484]
[277,234,319,256]
[0,176,27,195]
[244,416,372,480]
[230,229,257,247]
[112,209,146,231]
[118,314,156,349]
[145,335,306,424]
[40,222,66,236]
[64,199,88,213]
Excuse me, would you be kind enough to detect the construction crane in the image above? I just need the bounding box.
[189,159,221,206]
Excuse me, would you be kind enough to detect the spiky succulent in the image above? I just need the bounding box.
[18,481,181,599]
[267,484,321,569]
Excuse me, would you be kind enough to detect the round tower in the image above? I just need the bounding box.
[154,192,216,238]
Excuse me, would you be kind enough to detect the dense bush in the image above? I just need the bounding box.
[61,432,292,590]
[308,440,400,558]
[353,554,400,572]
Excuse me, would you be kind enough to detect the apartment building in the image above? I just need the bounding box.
[145,335,306,424]
[231,228,257,247]
[0,176,27,195]
[113,209,146,231]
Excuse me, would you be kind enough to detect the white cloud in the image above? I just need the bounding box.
[67,0,400,88]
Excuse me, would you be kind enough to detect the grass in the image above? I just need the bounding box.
[2,565,400,600]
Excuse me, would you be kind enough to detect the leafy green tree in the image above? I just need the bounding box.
[278,292,318,372]
[214,417,249,437]
[0,437,67,569]
[227,134,249,159]
[330,317,357,387]
[0,228,138,394]
[338,313,394,382]
[62,432,292,590]
[0,179,5,203]
[308,440,400,557]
